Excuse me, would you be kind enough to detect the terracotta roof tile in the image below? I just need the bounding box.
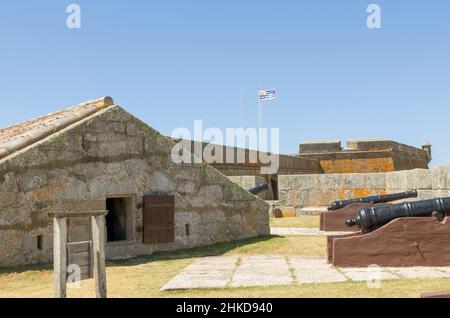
[0,97,114,160]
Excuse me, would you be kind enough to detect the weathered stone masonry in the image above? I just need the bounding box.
[0,101,269,267]
[298,139,430,173]
[277,166,450,213]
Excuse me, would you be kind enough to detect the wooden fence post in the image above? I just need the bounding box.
[53,217,67,298]
[92,214,107,298]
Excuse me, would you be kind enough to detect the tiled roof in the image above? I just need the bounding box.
[0,97,114,160]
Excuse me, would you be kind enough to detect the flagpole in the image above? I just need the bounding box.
[260,99,263,130]
[240,88,244,129]
[257,92,261,152]
[257,90,261,131]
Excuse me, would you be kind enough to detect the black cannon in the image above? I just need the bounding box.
[327,189,418,211]
[248,183,269,195]
[346,197,450,233]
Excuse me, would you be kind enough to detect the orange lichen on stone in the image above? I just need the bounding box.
[337,187,386,200]
[347,188,386,198]
[32,180,65,201]
[338,187,345,199]
[320,158,395,174]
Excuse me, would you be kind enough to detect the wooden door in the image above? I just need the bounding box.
[143,195,175,244]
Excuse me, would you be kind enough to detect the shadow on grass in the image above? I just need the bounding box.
[108,235,283,267]
[0,262,52,276]
[0,235,284,274]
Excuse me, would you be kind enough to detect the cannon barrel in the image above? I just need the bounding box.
[328,189,418,211]
[248,183,269,195]
[346,197,450,233]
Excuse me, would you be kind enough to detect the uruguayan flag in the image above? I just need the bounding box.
[258,89,276,101]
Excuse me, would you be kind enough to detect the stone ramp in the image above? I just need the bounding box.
[161,255,450,291]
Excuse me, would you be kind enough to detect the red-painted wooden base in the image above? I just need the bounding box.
[328,217,450,267]
[421,291,450,298]
[320,203,374,232]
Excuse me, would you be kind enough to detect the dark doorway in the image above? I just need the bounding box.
[106,198,129,242]
[270,177,279,200]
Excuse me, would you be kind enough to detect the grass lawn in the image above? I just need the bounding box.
[0,233,448,298]
[270,216,320,228]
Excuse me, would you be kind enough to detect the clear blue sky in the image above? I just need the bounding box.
[1,1,449,166]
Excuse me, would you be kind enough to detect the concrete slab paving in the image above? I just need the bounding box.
[160,255,238,291]
[230,255,293,287]
[386,267,449,279]
[339,267,401,281]
[429,267,450,275]
[161,255,450,291]
[289,256,347,284]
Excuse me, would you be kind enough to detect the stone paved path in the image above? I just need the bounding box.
[161,255,450,291]
[231,255,293,287]
[270,227,351,236]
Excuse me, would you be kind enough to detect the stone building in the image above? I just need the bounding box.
[0,97,269,267]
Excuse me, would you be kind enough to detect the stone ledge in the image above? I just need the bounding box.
[297,206,328,216]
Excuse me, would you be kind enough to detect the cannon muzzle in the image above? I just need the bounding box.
[346,197,450,233]
[248,183,269,195]
[328,189,418,211]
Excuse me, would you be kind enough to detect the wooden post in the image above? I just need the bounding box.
[49,210,108,298]
[53,217,67,298]
[92,215,107,298]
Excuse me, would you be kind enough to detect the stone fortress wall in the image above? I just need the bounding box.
[298,139,431,174]
[276,166,450,213]
[178,140,321,176]
[181,139,430,176]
